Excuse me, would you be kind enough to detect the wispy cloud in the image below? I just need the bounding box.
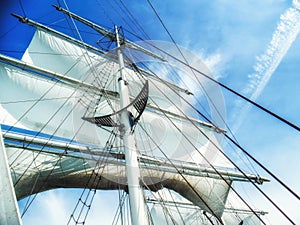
[245,6,300,99]
[233,4,300,131]
[293,0,300,10]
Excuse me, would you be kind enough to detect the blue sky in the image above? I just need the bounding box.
[0,0,300,224]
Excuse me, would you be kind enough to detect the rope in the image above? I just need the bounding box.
[18,0,27,17]
[124,28,300,207]
[146,0,300,133]
[123,54,265,223]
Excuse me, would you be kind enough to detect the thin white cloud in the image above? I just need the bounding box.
[246,7,300,99]
[233,5,300,131]
[293,0,300,9]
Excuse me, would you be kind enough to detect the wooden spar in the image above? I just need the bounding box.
[2,128,269,183]
[0,53,223,133]
[11,14,195,96]
[52,4,166,62]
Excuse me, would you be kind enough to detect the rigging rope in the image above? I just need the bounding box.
[7,7,120,221]
[125,50,258,175]
[17,51,120,220]
[132,59,296,224]
[138,125,226,225]
[112,41,226,224]
[5,1,298,224]
[146,0,300,133]
[122,5,300,217]
[118,0,151,40]
[96,0,115,27]
[126,48,298,224]
[67,128,118,225]
[119,53,264,224]
[18,0,26,17]
[11,64,103,185]
[225,133,300,201]
[145,105,264,224]
[132,52,300,204]
[142,180,187,225]
[16,68,109,211]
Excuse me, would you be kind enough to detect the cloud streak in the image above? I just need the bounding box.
[233,5,300,131]
[245,6,300,99]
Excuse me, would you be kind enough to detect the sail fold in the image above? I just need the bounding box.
[0,15,265,224]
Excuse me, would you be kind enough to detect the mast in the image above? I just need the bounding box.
[114,25,149,225]
[10,13,224,133]
[53,5,166,62]
[0,126,23,225]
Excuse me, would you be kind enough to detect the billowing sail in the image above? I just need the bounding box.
[8,28,220,161]
[0,17,265,224]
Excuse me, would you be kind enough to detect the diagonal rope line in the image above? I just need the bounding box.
[124,28,300,205]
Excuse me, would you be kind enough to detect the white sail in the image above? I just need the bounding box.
[0,26,237,217]
[3,28,219,161]
[0,6,274,224]
[150,188,263,225]
[151,201,262,225]
[222,190,265,225]
[0,65,232,218]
